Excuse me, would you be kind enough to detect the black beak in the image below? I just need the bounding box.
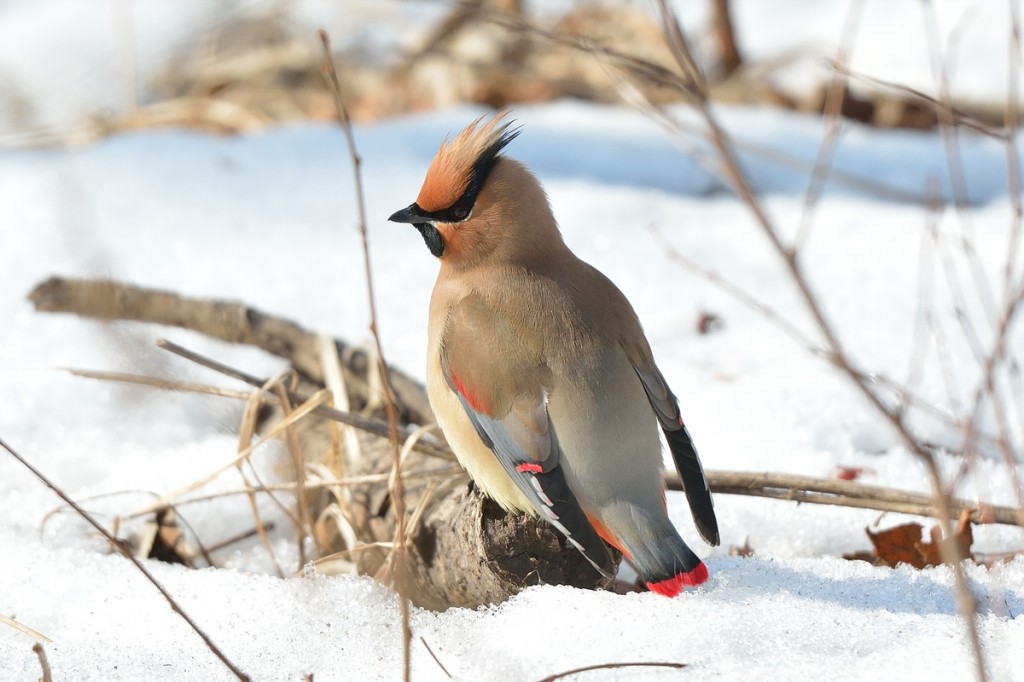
[388,203,426,224]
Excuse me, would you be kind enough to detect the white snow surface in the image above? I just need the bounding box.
[1,2,1024,681]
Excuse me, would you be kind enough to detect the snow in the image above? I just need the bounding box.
[1,1,1024,681]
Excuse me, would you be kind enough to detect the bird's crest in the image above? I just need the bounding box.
[416,112,521,214]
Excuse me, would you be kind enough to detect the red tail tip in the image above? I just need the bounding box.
[646,562,709,597]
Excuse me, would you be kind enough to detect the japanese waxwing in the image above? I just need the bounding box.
[389,113,719,596]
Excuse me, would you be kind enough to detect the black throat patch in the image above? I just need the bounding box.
[414,223,444,257]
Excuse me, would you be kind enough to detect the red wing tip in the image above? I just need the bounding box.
[515,462,544,473]
[646,562,709,596]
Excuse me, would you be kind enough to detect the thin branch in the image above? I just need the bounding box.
[826,60,1008,140]
[0,436,250,681]
[1004,0,1024,298]
[420,637,453,679]
[667,471,1023,526]
[537,661,686,682]
[465,0,932,204]
[652,223,1003,444]
[650,2,988,677]
[794,0,864,251]
[152,339,450,460]
[921,0,997,329]
[33,642,52,682]
[318,29,412,682]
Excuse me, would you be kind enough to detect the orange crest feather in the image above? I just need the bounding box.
[416,112,516,213]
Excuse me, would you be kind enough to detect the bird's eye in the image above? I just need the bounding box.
[453,207,469,220]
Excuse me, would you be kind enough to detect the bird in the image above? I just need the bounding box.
[388,113,719,596]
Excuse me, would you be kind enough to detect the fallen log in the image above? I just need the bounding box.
[28,276,434,428]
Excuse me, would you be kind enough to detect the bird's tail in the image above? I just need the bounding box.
[624,525,708,597]
[663,423,719,546]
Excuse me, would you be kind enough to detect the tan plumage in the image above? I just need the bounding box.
[389,113,719,595]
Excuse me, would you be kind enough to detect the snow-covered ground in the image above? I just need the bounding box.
[2,1,1023,681]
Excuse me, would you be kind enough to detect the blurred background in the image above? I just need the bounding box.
[0,0,1013,145]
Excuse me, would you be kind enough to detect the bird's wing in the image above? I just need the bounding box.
[633,360,720,546]
[440,296,613,574]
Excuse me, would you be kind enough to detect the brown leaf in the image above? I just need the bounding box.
[867,510,975,569]
[867,522,929,568]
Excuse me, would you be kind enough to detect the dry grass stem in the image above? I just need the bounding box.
[271,382,318,568]
[143,387,329,515]
[64,367,255,400]
[154,338,451,460]
[125,466,465,519]
[234,373,286,577]
[318,332,361,481]
[1,614,52,643]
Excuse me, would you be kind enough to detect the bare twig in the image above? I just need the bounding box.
[921,0,996,328]
[826,61,1008,139]
[1004,0,1024,296]
[793,0,863,251]
[420,637,453,679]
[33,642,52,682]
[652,224,1004,444]
[0,437,250,681]
[668,471,1023,526]
[650,2,988,676]
[152,339,450,460]
[537,661,686,682]
[318,28,412,681]
[463,0,935,205]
